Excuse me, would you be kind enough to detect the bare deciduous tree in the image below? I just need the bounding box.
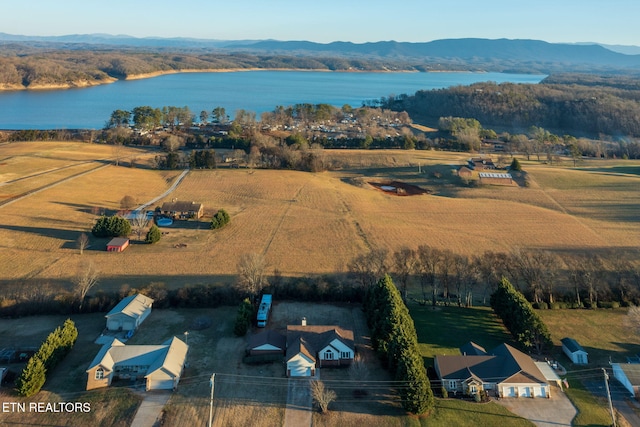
[120,195,137,211]
[348,249,388,290]
[236,253,268,303]
[74,261,99,310]
[393,247,417,303]
[310,380,337,413]
[76,232,89,255]
[130,210,149,240]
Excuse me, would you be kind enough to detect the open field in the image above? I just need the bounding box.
[0,142,638,292]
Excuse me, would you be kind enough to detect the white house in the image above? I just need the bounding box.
[612,363,640,397]
[285,325,355,377]
[105,294,154,332]
[86,336,188,391]
[561,338,588,365]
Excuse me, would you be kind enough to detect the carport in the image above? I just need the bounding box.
[535,361,563,395]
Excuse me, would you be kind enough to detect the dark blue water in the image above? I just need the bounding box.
[0,71,545,129]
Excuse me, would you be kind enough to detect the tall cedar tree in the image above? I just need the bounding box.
[146,224,161,243]
[490,278,552,354]
[364,274,434,415]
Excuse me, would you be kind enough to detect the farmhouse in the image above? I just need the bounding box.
[435,342,550,398]
[285,323,355,377]
[160,200,204,219]
[612,363,640,397]
[105,294,153,333]
[561,337,588,365]
[86,336,188,391]
[468,157,496,171]
[479,172,513,186]
[106,237,129,252]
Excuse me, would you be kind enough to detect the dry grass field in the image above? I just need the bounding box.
[0,142,638,292]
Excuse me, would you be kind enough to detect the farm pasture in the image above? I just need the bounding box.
[0,142,638,293]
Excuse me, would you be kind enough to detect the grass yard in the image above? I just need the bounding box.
[539,308,640,366]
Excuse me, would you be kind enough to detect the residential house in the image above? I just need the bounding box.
[561,337,588,365]
[86,336,188,391]
[106,237,130,252]
[105,294,154,333]
[468,157,496,171]
[160,200,204,219]
[285,324,355,377]
[612,363,640,397]
[435,342,550,398]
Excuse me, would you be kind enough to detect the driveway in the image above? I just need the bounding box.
[496,387,576,427]
[130,390,172,427]
[584,378,640,427]
[283,377,313,427]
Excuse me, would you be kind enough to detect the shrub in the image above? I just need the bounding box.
[145,225,161,244]
[211,209,230,230]
[533,302,548,310]
[92,215,131,237]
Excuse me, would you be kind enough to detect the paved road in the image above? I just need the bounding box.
[496,387,577,427]
[584,378,640,427]
[130,391,172,427]
[283,378,313,427]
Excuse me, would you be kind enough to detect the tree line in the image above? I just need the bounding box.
[348,246,640,309]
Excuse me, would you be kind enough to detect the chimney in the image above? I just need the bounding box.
[301,317,307,326]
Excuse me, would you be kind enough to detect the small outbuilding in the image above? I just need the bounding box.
[561,337,588,365]
[105,294,154,333]
[612,363,640,397]
[106,237,129,252]
[479,172,514,186]
[247,330,286,356]
[458,166,473,178]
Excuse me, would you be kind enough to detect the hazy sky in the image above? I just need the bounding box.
[2,0,638,45]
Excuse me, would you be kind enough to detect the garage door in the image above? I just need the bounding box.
[503,386,517,397]
[147,378,174,390]
[288,363,311,377]
[519,387,531,397]
[533,386,546,398]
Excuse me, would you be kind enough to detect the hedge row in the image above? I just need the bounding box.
[363,274,434,415]
[16,319,78,396]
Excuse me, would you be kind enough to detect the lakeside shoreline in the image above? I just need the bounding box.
[0,67,440,92]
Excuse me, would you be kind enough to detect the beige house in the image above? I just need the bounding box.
[435,342,550,398]
[86,336,188,391]
[105,294,154,333]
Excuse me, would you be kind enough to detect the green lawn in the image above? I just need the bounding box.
[409,303,515,365]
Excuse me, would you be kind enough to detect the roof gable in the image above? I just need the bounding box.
[106,293,154,320]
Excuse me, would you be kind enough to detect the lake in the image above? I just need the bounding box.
[0,71,545,129]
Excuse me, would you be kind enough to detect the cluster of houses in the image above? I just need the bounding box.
[458,157,514,186]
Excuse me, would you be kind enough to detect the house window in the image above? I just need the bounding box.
[469,384,478,394]
[95,368,104,380]
[448,380,456,389]
[324,350,334,360]
[341,351,350,359]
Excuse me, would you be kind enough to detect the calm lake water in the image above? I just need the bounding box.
[0,71,545,129]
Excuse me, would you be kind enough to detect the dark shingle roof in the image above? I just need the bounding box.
[561,337,586,354]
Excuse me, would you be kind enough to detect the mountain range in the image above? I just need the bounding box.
[2,33,640,73]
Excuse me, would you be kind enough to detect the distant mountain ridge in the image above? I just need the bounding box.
[2,33,640,73]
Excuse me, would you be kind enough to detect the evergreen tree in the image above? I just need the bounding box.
[211,209,231,229]
[510,157,523,171]
[16,356,46,397]
[146,225,161,244]
[233,298,253,336]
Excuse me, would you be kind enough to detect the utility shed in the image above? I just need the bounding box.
[561,337,588,365]
[105,294,154,332]
[107,237,129,252]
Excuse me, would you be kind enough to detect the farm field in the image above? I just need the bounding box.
[0,142,638,292]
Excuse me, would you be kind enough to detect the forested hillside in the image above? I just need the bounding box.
[0,46,410,90]
[381,75,640,138]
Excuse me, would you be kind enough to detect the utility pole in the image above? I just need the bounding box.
[603,368,616,427]
[208,373,216,427]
